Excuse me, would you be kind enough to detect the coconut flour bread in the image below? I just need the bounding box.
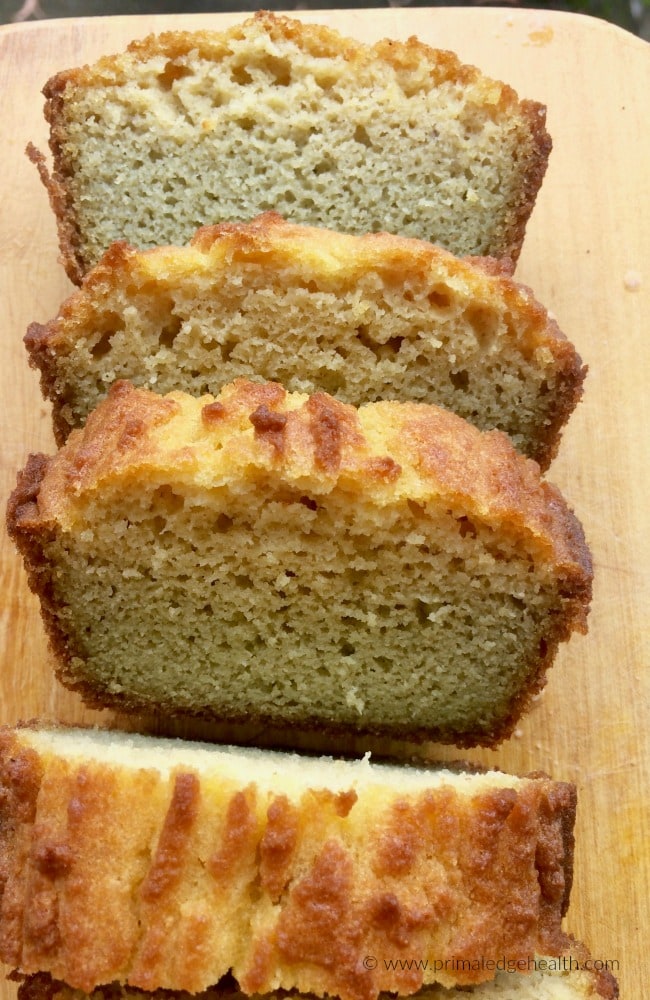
[15,954,620,1000]
[25,214,584,467]
[0,725,577,996]
[30,12,551,285]
[7,379,592,746]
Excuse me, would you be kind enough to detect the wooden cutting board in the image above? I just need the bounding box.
[0,8,648,998]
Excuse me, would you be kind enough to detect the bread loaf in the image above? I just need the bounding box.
[30,12,551,284]
[0,725,577,996]
[6,379,592,747]
[26,214,584,467]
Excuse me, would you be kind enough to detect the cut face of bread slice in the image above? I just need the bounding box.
[25,214,585,467]
[31,12,551,284]
[13,957,620,1000]
[0,725,577,996]
[7,380,592,747]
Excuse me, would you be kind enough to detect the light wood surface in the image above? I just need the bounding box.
[1,8,648,998]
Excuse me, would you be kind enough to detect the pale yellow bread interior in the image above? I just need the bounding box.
[34,12,551,283]
[6,380,592,746]
[25,214,584,467]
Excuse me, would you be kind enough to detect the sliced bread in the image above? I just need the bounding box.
[0,725,576,996]
[25,214,584,467]
[30,12,551,284]
[6,379,592,747]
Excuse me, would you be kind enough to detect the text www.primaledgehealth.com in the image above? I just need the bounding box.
[361,955,619,974]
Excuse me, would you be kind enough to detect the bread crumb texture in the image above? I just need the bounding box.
[0,726,577,996]
[6,380,592,746]
[38,12,551,283]
[25,214,584,467]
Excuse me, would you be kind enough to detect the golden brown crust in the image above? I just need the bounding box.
[23,213,585,463]
[259,795,300,903]
[0,731,45,967]
[139,773,200,904]
[16,379,590,570]
[500,100,553,268]
[0,727,576,996]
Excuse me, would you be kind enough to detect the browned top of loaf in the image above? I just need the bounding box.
[39,212,559,353]
[24,212,585,468]
[0,726,577,997]
[43,11,536,104]
[11,379,591,605]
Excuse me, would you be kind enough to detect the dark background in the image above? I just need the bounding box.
[1,0,649,38]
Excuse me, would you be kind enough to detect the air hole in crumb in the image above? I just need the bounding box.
[353,124,372,147]
[355,325,404,361]
[539,380,550,396]
[407,499,427,518]
[215,513,233,533]
[235,116,255,132]
[158,315,182,349]
[456,516,477,538]
[90,331,114,359]
[264,55,292,86]
[449,369,470,391]
[340,642,356,657]
[314,71,338,90]
[152,485,185,514]
[415,600,431,624]
[539,638,548,657]
[299,496,318,511]
[230,64,253,86]
[428,286,452,309]
[152,515,167,536]
[158,60,193,90]
[221,339,237,362]
[467,305,499,348]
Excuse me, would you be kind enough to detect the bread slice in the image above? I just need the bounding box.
[25,214,584,467]
[30,12,551,285]
[0,725,577,996]
[6,379,592,747]
[13,953,620,1000]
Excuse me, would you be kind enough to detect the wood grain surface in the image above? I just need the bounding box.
[0,8,648,998]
